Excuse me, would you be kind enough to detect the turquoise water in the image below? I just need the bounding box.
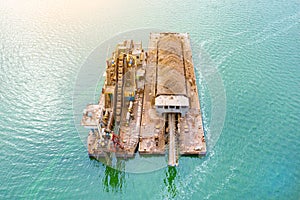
[1,0,299,199]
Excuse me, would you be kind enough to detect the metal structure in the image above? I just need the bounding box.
[81,33,206,166]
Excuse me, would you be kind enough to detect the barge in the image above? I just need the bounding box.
[81,33,206,166]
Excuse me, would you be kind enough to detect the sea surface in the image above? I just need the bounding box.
[0,0,299,199]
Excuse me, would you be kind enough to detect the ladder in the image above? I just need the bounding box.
[114,56,124,128]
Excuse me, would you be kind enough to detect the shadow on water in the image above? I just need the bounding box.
[163,166,178,198]
[102,161,125,193]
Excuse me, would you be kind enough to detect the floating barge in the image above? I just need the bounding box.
[81,33,206,166]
